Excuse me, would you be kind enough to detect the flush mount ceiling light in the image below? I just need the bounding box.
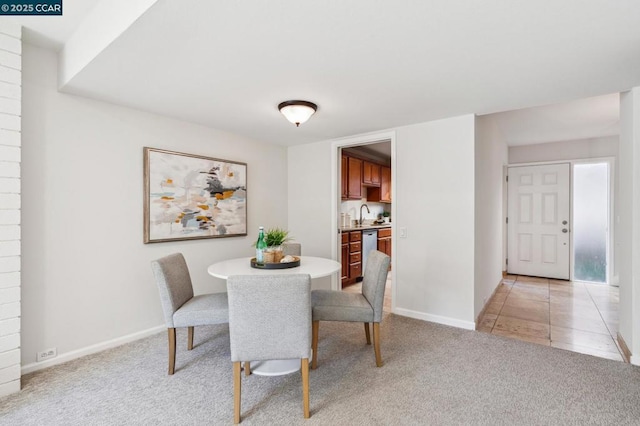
[278,100,317,127]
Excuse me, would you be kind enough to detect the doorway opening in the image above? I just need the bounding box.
[485,158,621,361]
[506,159,613,284]
[507,163,571,280]
[573,162,610,284]
[330,132,395,313]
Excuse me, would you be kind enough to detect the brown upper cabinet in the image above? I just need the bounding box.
[342,153,390,201]
[380,166,391,202]
[343,155,362,200]
[362,161,380,187]
[367,166,391,203]
[341,155,348,199]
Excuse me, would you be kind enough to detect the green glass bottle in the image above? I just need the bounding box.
[256,226,267,263]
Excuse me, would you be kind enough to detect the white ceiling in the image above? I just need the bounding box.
[346,141,392,162]
[5,0,101,50]
[364,142,392,160]
[13,0,640,146]
[485,93,620,146]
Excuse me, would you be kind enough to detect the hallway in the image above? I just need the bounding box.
[477,275,623,362]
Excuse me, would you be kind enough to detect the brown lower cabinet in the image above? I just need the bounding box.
[341,230,362,286]
[341,233,349,281]
[377,228,392,270]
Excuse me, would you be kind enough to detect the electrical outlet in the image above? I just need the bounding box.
[37,347,57,362]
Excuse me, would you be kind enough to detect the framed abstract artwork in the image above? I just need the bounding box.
[144,147,247,243]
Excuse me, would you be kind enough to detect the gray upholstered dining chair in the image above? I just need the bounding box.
[311,250,390,368]
[282,242,301,256]
[227,274,312,424]
[151,253,229,375]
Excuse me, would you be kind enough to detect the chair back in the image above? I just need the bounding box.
[227,274,311,362]
[151,253,194,328]
[362,251,391,323]
[282,242,302,256]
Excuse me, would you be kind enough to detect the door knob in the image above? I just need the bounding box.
[562,220,568,225]
[562,228,568,233]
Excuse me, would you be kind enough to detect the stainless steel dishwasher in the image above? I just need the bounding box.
[362,229,378,273]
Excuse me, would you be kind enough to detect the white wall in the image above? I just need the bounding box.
[618,89,640,365]
[288,115,477,328]
[474,116,508,318]
[395,115,476,327]
[288,140,334,290]
[21,44,288,368]
[508,136,619,164]
[0,23,21,398]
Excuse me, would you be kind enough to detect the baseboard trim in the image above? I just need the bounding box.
[21,325,165,375]
[475,306,488,330]
[394,307,475,330]
[475,279,504,328]
[616,332,638,365]
[0,379,20,398]
[502,270,507,277]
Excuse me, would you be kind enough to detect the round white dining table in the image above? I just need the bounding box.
[207,255,341,376]
[207,255,341,280]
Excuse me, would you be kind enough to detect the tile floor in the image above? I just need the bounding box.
[344,275,622,362]
[477,275,624,362]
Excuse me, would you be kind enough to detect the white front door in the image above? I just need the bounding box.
[507,163,571,279]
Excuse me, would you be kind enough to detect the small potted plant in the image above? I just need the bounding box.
[382,211,390,223]
[264,227,291,262]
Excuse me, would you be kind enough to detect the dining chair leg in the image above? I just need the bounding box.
[168,328,176,375]
[373,323,383,367]
[187,326,194,350]
[244,362,251,377]
[233,361,242,424]
[311,321,319,369]
[364,322,371,345]
[301,358,310,419]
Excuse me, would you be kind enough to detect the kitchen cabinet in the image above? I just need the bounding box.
[380,166,391,202]
[377,228,392,269]
[342,154,390,201]
[362,161,380,186]
[347,157,363,199]
[341,230,362,286]
[367,166,391,203]
[349,231,362,281]
[341,233,349,280]
[342,155,363,200]
[341,155,348,199]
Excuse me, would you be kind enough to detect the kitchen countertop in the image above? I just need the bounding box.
[341,223,392,232]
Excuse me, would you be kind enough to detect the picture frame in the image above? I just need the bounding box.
[143,147,247,243]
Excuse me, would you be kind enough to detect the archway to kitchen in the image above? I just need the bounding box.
[330,131,396,313]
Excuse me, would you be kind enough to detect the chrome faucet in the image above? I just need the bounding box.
[359,203,370,225]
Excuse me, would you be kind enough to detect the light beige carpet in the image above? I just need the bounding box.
[2,313,640,425]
